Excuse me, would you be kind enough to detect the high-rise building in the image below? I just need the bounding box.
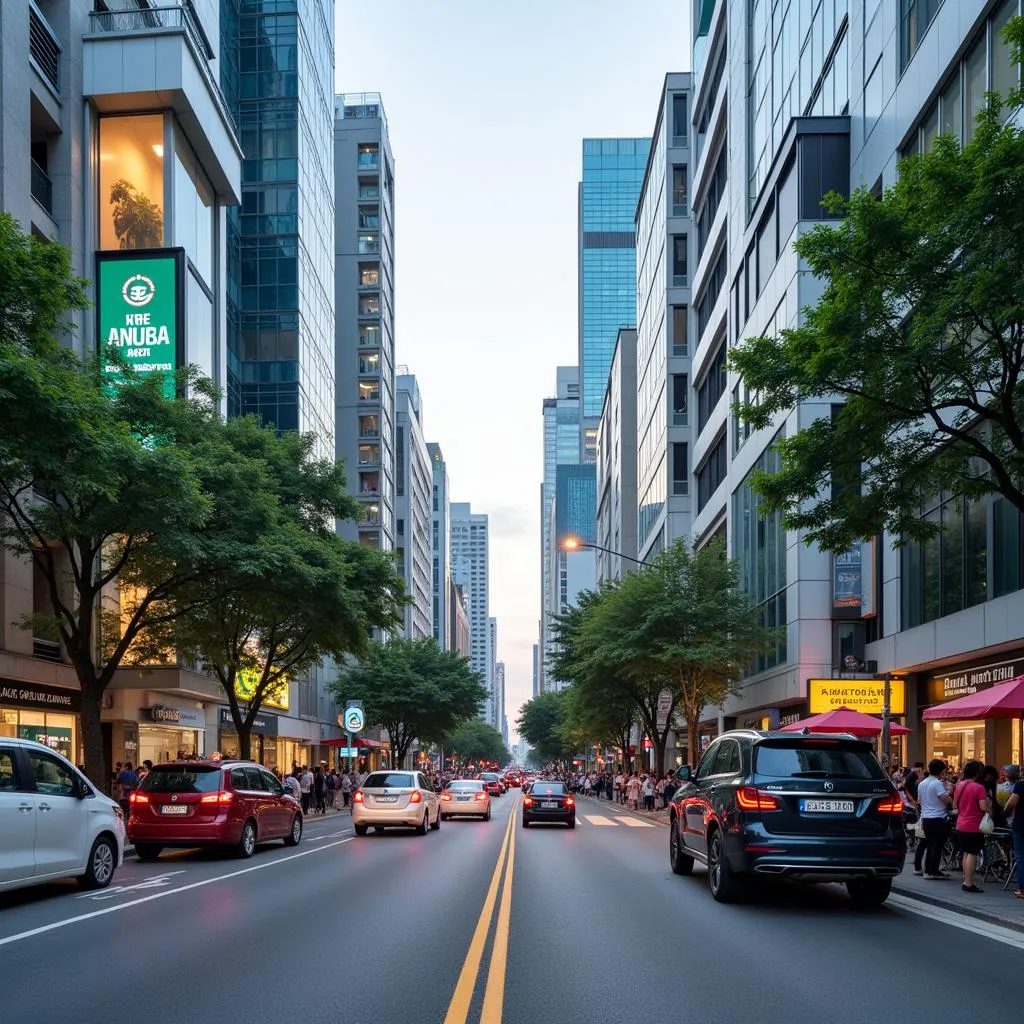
[487,617,499,731]
[450,503,490,716]
[596,328,638,582]
[538,366,580,691]
[495,661,506,744]
[395,373,432,640]
[223,0,336,459]
[578,137,651,458]
[427,442,451,648]
[532,642,540,697]
[633,73,694,562]
[333,93,396,552]
[449,580,472,660]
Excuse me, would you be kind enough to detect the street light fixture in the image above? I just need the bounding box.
[561,535,648,567]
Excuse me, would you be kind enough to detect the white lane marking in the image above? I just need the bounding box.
[584,816,618,826]
[0,837,353,948]
[617,818,655,828]
[887,893,1024,949]
[74,870,186,901]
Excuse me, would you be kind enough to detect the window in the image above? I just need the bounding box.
[695,146,727,258]
[358,444,379,465]
[359,265,379,286]
[358,232,379,254]
[672,165,688,216]
[359,324,380,347]
[697,248,727,341]
[732,381,754,453]
[672,374,688,425]
[358,381,379,402]
[696,342,728,435]
[900,0,943,74]
[672,93,688,143]
[358,206,379,230]
[27,751,75,797]
[993,0,1019,101]
[672,305,688,356]
[173,134,214,285]
[696,434,727,512]
[672,235,688,286]
[672,443,689,495]
[358,294,380,316]
[0,749,17,791]
[98,114,165,250]
[756,202,776,294]
[359,472,380,494]
[712,740,741,775]
[963,34,987,144]
[357,144,379,170]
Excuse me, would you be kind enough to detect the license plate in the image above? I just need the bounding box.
[160,805,189,815]
[376,796,398,803]
[542,801,557,808]
[457,796,471,801]
[800,799,854,813]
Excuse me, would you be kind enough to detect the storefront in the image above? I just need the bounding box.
[217,708,311,773]
[0,680,81,763]
[138,703,206,764]
[739,705,807,731]
[806,677,908,765]
[922,654,1024,770]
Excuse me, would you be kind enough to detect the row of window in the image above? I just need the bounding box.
[696,342,727,436]
[696,247,727,343]
[695,145,727,260]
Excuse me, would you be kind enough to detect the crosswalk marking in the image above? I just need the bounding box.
[583,814,657,828]
[584,815,619,826]
[617,817,655,828]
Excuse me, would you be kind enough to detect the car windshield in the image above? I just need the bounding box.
[480,773,499,780]
[364,772,414,789]
[447,781,483,791]
[753,742,885,780]
[141,766,223,794]
[532,783,566,796]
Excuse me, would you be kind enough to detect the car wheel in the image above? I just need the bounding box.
[354,823,368,836]
[846,878,893,907]
[484,808,491,821]
[522,817,530,828]
[236,819,257,859]
[440,814,448,822]
[431,808,441,830]
[568,818,576,829]
[134,843,163,862]
[78,836,117,890]
[417,812,429,836]
[707,828,743,903]
[283,814,302,847]
[669,819,694,876]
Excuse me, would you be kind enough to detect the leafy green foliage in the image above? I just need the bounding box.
[444,718,510,767]
[516,691,571,765]
[732,22,1024,552]
[332,637,487,766]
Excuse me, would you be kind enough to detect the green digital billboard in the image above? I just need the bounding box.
[97,251,182,398]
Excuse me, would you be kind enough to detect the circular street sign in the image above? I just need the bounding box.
[344,706,366,733]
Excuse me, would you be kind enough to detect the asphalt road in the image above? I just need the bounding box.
[2,792,1021,1024]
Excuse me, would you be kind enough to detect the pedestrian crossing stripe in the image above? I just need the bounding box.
[584,816,618,826]
[617,818,654,827]
[583,815,655,828]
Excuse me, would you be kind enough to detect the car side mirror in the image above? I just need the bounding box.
[675,766,692,783]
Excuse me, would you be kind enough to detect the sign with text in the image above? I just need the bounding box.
[832,547,862,612]
[808,679,905,715]
[343,702,365,734]
[0,681,81,714]
[219,707,278,735]
[97,250,183,398]
[234,665,290,712]
[927,655,1024,703]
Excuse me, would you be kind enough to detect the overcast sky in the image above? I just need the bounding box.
[335,0,691,742]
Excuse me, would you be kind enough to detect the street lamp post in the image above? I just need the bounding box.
[561,536,648,568]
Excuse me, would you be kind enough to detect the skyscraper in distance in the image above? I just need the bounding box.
[427,442,451,648]
[450,503,491,719]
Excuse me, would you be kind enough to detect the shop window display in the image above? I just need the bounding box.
[0,709,78,762]
[99,114,165,251]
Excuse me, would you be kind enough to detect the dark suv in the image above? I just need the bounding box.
[668,730,905,906]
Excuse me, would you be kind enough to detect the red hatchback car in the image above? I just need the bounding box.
[128,760,302,860]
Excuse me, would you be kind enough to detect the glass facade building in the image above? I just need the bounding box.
[578,138,651,423]
[221,0,336,459]
[555,464,597,544]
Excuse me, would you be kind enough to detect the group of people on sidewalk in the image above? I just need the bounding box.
[899,759,1024,897]
[568,770,679,811]
[278,765,364,816]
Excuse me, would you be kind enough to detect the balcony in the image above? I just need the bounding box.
[29,2,61,94]
[30,159,53,215]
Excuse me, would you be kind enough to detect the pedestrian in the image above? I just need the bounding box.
[953,759,990,893]
[326,769,337,810]
[299,765,313,814]
[313,766,326,815]
[341,770,353,809]
[284,770,301,803]
[916,758,952,880]
[641,774,654,812]
[626,773,640,810]
[116,761,140,823]
[1000,764,1024,898]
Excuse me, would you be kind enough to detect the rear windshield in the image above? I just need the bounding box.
[141,766,223,794]
[447,781,484,791]
[479,773,499,780]
[364,772,414,789]
[532,783,566,796]
[754,742,885,780]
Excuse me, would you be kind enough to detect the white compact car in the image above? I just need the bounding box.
[0,736,125,893]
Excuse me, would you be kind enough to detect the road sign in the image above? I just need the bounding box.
[343,702,365,733]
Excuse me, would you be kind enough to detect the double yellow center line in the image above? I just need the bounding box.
[443,798,518,1024]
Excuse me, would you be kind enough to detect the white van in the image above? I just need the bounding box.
[0,736,125,893]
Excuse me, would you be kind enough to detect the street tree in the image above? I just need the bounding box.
[731,23,1024,552]
[333,637,487,767]
[516,691,570,766]
[172,417,405,759]
[444,718,510,767]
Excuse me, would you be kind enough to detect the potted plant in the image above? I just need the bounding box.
[109,179,163,249]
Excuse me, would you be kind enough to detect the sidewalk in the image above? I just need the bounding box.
[892,862,1024,932]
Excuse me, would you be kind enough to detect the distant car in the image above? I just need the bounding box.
[129,760,302,860]
[522,780,575,828]
[0,737,125,893]
[668,730,906,905]
[503,773,521,788]
[353,770,441,835]
[477,772,505,795]
[440,780,492,821]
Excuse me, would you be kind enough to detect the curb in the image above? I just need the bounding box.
[891,881,1024,933]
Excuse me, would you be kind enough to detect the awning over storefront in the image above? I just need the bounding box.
[922,675,1024,720]
[321,736,386,749]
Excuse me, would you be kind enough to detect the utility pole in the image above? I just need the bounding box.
[880,672,892,769]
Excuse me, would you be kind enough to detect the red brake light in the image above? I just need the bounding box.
[876,793,904,814]
[441,793,452,801]
[474,791,487,801]
[200,791,234,805]
[353,790,364,803]
[130,791,148,804]
[564,796,575,807]
[523,797,534,807]
[736,786,780,811]
[409,790,423,804]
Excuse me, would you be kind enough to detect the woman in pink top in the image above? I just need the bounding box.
[954,759,991,893]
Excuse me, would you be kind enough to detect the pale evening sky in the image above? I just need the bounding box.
[335,1,692,741]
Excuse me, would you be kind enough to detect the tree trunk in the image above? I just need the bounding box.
[80,682,106,789]
[653,729,668,777]
[685,707,701,767]
[237,726,252,761]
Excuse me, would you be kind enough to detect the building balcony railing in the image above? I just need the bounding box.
[88,3,213,59]
[33,637,62,662]
[29,2,61,94]
[30,159,53,215]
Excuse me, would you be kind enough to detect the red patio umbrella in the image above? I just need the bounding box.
[778,706,911,737]
[921,674,1024,722]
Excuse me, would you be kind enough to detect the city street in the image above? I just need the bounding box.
[2,792,1021,1024]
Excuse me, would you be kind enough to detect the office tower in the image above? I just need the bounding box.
[449,581,472,660]
[427,442,451,648]
[487,618,499,731]
[633,73,694,562]
[596,328,638,582]
[538,366,580,692]
[395,373,432,639]
[495,662,507,744]
[0,0,240,766]
[578,136,651,460]
[450,503,491,718]
[532,642,540,697]
[333,93,396,551]
[223,0,336,459]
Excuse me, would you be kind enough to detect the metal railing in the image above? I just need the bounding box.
[30,159,53,214]
[88,4,212,59]
[29,3,61,93]
[33,638,62,662]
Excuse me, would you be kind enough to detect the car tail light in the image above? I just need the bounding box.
[129,791,149,805]
[523,797,534,807]
[353,791,364,803]
[200,791,234,805]
[474,791,487,801]
[441,793,452,802]
[564,796,575,807]
[876,793,904,814]
[736,786,780,811]
[409,790,423,804]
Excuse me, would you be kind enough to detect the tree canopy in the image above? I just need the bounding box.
[731,19,1024,552]
[332,637,487,767]
[443,718,510,767]
[516,690,571,766]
